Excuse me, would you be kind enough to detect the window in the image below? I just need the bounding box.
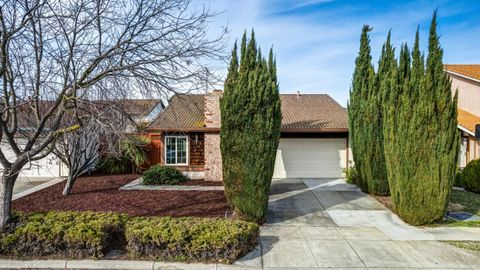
[165,136,188,165]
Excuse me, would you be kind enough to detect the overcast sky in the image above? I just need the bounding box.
[199,0,480,106]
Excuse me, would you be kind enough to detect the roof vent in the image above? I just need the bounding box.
[296,91,301,98]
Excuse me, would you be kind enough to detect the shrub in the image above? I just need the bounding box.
[125,216,259,263]
[456,159,480,194]
[220,31,282,223]
[343,166,359,185]
[349,25,389,196]
[382,14,458,225]
[142,165,188,185]
[0,211,126,258]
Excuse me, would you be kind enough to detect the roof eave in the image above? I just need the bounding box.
[458,124,475,136]
[444,69,480,84]
[281,128,349,133]
[146,127,349,133]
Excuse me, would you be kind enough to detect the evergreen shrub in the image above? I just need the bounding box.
[456,159,480,194]
[142,165,188,185]
[125,216,259,263]
[0,211,126,258]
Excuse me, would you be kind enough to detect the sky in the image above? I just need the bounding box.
[199,0,480,106]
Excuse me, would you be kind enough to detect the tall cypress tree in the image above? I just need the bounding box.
[349,25,388,195]
[220,31,282,223]
[384,12,459,225]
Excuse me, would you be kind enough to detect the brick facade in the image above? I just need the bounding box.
[204,90,223,181]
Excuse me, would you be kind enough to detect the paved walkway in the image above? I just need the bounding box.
[120,178,224,191]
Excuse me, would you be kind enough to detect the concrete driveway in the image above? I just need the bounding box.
[228,178,480,269]
[13,177,55,195]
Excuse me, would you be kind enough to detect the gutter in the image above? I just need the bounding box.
[444,69,480,84]
[458,124,475,136]
[147,127,349,133]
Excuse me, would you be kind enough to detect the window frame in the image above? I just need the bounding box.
[164,135,189,166]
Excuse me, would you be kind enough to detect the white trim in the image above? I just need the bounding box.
[444,69,480,84]
[458,124,475,136]
[164,135,189,166]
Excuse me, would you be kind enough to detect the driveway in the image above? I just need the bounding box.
[13,177,56,195]
[229,178,480,269]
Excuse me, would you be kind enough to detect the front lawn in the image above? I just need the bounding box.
[444,241,480,253]
[372,188,480,227]
[449,189,480,216]
[13,174,229,217]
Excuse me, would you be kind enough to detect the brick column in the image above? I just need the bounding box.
[204,90,223,181]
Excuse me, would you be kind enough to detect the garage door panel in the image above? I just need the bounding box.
[273,138,346,179]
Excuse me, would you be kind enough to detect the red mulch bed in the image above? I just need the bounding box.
[13,174,230,217]
[181,179,224,186]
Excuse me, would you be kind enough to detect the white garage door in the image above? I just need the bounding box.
[273,138,347,178]
[0,140,67,178]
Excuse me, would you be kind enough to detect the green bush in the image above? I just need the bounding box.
[343,166,359,185]
[125,216,259,263]
[142,165,188,185]
[0,211,126,258]
[456,159,480,194]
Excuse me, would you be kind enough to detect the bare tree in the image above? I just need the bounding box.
[54,118,104,196]
[0,0,226,228]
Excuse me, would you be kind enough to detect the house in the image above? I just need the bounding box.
[444,64,480,167]
[146,90,350,181]
[0,99,164,178]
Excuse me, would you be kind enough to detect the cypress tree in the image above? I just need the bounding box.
[220,31,282,223]
[349,25,388,195]
[384,12,459,225]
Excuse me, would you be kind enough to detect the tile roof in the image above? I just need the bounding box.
[444,64,480,81]
[458,109,480,135]
[109,99,162,117]
[11,99,161,130]
[149,93,348,131]
[280,94,348,130]
[150,94,205,129]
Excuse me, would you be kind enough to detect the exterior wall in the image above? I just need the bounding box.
[204,90,223,181]
[450,74,480,117]
[468,135,480,163]
[204,133,222,181]
[448,73,480,166]
[145,132,205,179]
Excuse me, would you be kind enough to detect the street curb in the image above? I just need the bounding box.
[13,177,65,201]
[0,259,231,270]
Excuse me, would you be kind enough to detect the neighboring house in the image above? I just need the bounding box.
[444,64,480,167]
[0,99,163,178]
[146,90,350,181]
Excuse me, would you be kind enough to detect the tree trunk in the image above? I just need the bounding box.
[63,175,75,196]
[0,174,17,230]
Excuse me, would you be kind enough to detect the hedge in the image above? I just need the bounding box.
[0,212,259,263]
[456,159,480,194]
[125,216,259,263]
[142,165,188,185]
[0,211,126,258]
